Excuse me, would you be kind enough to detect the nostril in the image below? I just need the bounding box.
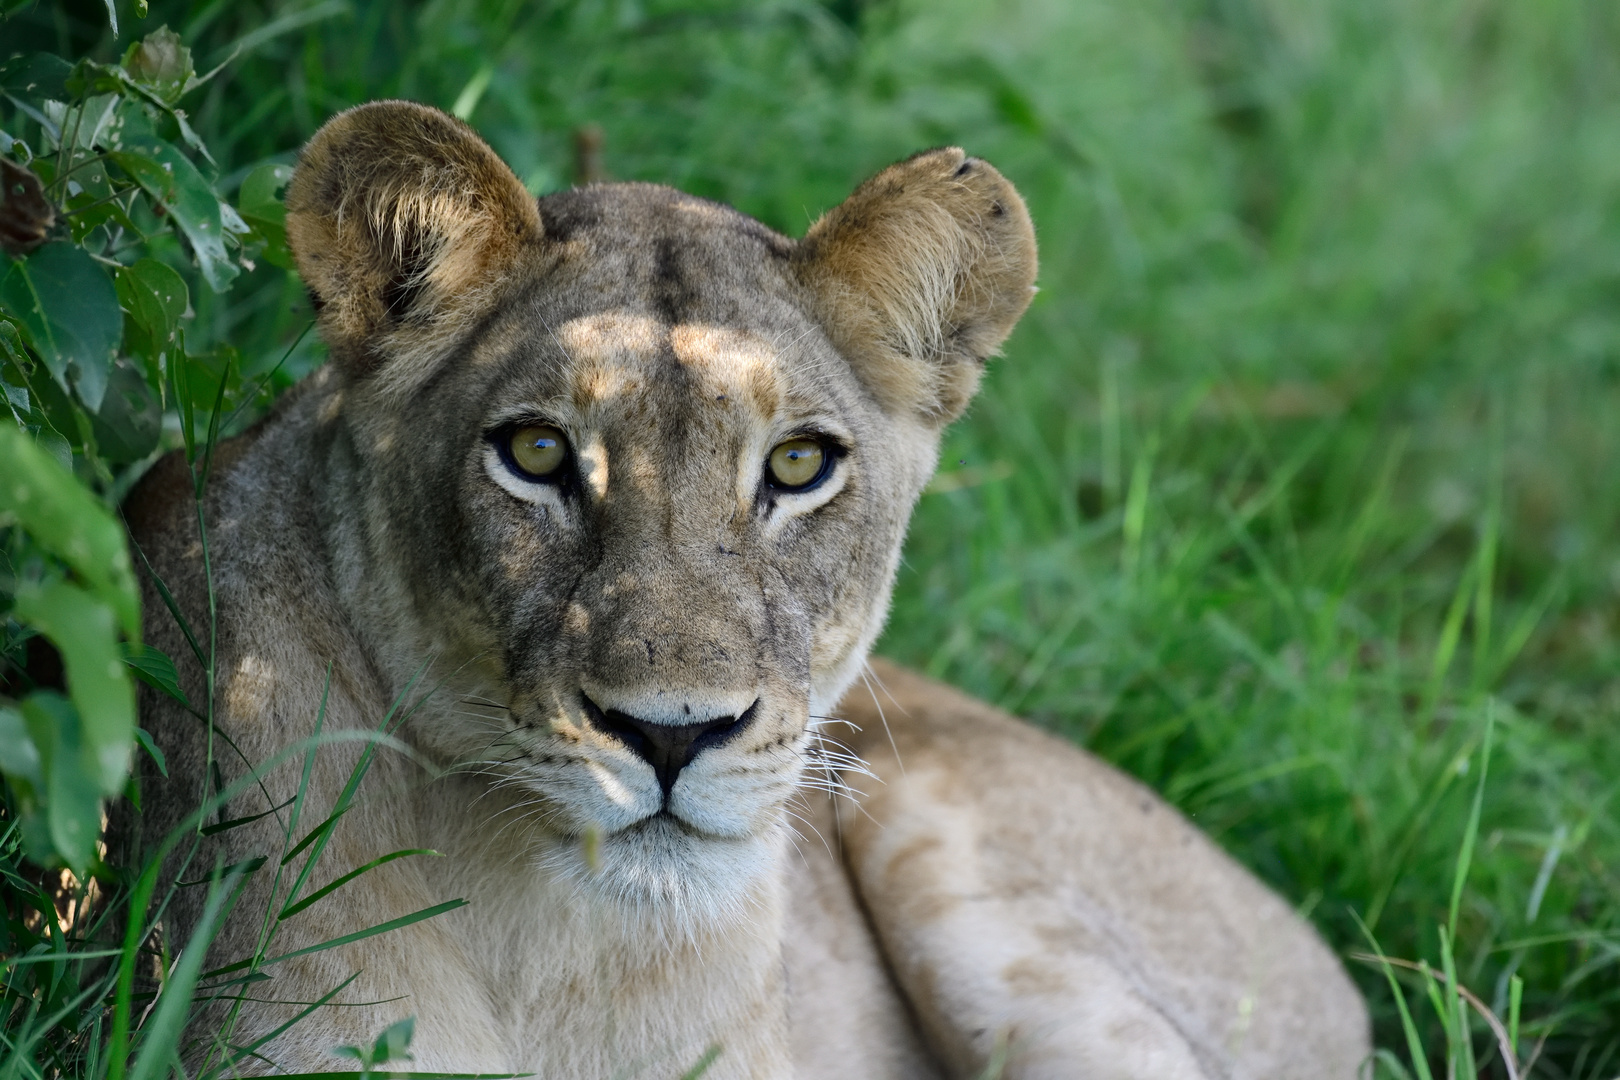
[581,696,758,797]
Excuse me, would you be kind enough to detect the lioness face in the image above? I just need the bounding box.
[286,104,1036,921]
[355,188,935,914]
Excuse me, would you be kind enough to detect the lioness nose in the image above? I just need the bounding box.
[582,696,757,797]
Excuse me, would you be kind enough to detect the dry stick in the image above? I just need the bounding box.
[1348,952,1521,1080]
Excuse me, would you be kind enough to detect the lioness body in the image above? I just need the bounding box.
[127,102,1368,1077]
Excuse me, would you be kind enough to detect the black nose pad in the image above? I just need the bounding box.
[582,697,758,797]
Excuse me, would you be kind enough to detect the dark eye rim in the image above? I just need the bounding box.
[489,420,574,486]
[764,434,844,494]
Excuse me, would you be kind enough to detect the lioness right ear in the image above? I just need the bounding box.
[285,100,543,379]
[793,149,1037,425]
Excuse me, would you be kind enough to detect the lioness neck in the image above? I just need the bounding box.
[387,774,794,1076]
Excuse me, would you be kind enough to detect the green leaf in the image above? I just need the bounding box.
[0,705,44,789]
[109,138,238,292]
[91,356,161,463]
[14,579,136,796]
[0,53,73,100]
[239,162,293,218]
[115,257,188,351]
[19,692,102,872]
[0,242,123,411]
[120,27,193,105]
[0,423,140,639]
[42,93,121,152]
[121,642,189,709]
[371,1016,415,1066]
[132,726,167,777]
[239,162,293,269]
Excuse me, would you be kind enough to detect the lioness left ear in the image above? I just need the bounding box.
[793,148,1037,424]
[285,100,543,379]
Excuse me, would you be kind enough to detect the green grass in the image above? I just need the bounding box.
[878,0,1620,1068]
[7,0,1620,1072]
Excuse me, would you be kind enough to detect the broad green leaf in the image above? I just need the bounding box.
[61,160,130,241]
[120,27,193,105]
[370,1016,415,1066]
[239,162,294,269]
[1,328,29,421]
[239,162,293,218]
[172,341,240,411]
[121,642,189,708]
[91,356,161,462]
[0,53,72,100]
[0,705,44,789]
[0,242,122,411]
[0,318,24,363]
[117,259,188,344]
[109,138,238,292]
[0,423,140,639]
[19,692,101,872]
[41,93,120,152]
[14,579,135,796]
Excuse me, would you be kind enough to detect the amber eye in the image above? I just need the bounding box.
[506,424,569,481]
[765,438,830,491]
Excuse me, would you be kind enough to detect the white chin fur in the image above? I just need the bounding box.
[538,815,783,939]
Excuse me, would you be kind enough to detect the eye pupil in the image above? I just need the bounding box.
[507,424,568,480]
[767,438,829,491]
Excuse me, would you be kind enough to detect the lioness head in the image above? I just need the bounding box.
[285,101,1036,921]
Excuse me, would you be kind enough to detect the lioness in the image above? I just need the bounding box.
[127,101,1369,1078]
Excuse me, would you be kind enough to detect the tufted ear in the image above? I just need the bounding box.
[285,100,543,380]
[792,148,1038,424]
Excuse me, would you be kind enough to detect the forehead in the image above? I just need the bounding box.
[470,184,849,421]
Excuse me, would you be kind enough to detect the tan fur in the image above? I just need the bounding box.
[794,148,1038,422]
[125,102,1368,1078]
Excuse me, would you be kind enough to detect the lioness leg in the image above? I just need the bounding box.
[826,660,1370,1080]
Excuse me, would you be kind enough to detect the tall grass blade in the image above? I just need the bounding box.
[1353,913,1436,1080]
[127,862,249,1080]
[1449,703,1495,942]
[278,849,440,921]
[204,900,468,980]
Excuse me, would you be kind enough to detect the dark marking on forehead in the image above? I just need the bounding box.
[538,184,794,255]
[534,188,604,243]
[648,329,697,413]
[652,238,698,326]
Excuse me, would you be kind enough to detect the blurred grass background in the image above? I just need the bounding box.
[10,0,1620,1070]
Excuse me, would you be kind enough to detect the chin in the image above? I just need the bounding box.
[539,813,784,940]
